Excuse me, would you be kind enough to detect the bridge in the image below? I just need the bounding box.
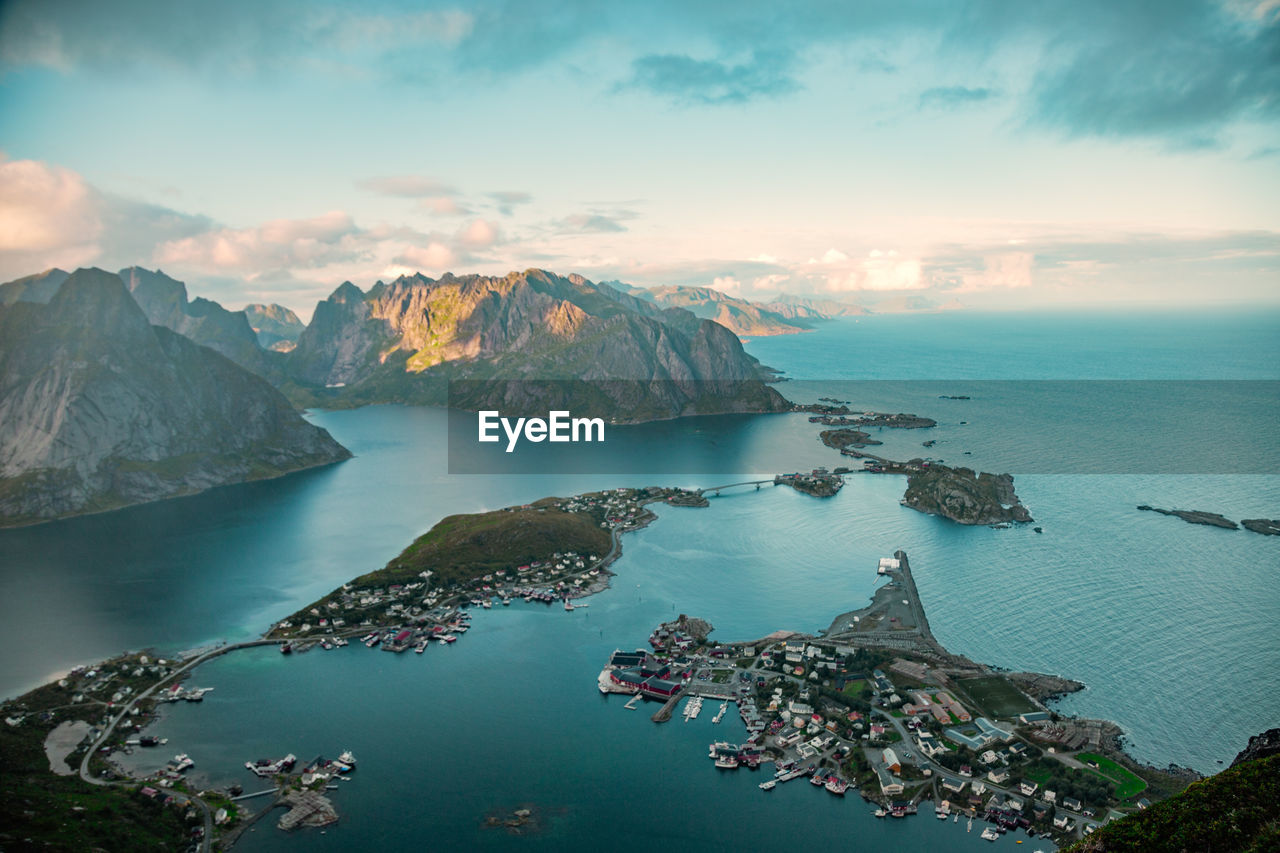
[697,478,777,496]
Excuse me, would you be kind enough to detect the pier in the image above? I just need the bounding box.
[651,692,682,723]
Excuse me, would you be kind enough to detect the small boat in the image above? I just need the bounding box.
[981,827,999,841]
[481,599,492,609]
[968,817,973,832]
[874,808,886,818]
[759,780,776,791]
[564,599,574,611]
[954,813,958,823]
[280,643,292,654]
[337,750,356,767]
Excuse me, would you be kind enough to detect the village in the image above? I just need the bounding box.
[595,555,1162,847]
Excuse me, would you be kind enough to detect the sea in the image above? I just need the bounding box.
[2,308,1277,851]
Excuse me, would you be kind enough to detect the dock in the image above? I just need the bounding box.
[651,692,681,723]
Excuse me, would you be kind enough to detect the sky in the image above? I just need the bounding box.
[1,0,1278,316]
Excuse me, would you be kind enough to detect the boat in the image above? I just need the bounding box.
[981,827,1000,841]
[712,701,728,723]
[874,808,886,818]
[825,775,849,795]
[759,780,776,791]
[968,817,973,832]
[481,599,492,609]
[169,754,194,772]
[337,750,356,768]
[564,599,574,611]
[954,814,958,823]
[414,640,428,654]
[714,753,740,769]
[501,597,511,606]
[280,643,292,654]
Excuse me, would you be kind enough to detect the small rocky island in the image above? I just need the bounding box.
[819,428,881,450]
[1137,506,1280,536]
[1136,506,1237,529]
[903,464,1033,525]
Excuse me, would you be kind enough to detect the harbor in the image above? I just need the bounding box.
[591,554,1132,847]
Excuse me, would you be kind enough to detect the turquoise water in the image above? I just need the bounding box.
[2,309,1278,850]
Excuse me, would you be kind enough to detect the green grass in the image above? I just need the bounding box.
[1060,754,1279,853]
[956,676,1038,718]
[367,502,612,588]
[1078,752,1148,800]
[840,679,867,698]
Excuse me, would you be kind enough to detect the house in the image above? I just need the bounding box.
[1020,780,1038,797]
[959,764,973,777]
[1054,814,1073,829]
[942,778,967,794]
[882,748,901,773]
[917,732,946,758]
[1044,790,1057,803]
[1063,796,1084,812]
[987,768,1010,784]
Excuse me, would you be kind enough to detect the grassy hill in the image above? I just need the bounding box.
[358,502,613,588]
[1061,753,1279,852]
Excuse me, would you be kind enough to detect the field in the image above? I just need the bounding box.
[840,679,868,699]
[956,676,1038,717]
[1078,752,1148,800]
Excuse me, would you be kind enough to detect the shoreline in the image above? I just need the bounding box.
[10,478,1199,849]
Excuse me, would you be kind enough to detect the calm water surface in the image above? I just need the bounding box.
[2,309,1277,850]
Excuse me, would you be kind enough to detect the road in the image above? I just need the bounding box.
[78,638,282,852]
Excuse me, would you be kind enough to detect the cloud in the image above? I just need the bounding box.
[952,251,1034,293]
[153,210,368,275]
[394,242,457,272]
[557,213,629,234]
[0,155,212,281]
[1026,2,1280,145]
[707,275,742,297]
[919,85,995,108]
[4,1,1277,145]
[487,190,532,216]
[625,49,800,104]
[456,218,500,249]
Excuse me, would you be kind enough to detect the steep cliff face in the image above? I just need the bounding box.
[118,266,277,376]
[286,269,789,419]
[0,268,350,527]
[244,303,305,350]
[0,268,70,305]
[902,464,1033,525]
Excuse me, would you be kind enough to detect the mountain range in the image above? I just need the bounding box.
[0,269,350,527]
[283,270,789,419]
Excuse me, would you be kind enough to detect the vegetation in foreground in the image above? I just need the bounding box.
[1061,753,1279,853]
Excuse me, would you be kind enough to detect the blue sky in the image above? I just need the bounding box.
[1,0,1277,315]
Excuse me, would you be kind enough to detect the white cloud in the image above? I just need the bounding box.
[395,242,458,272]
[456,218,500,249]
[708,275,742,296]
[0,155,212,281]
[954,251,1034,292]
[155,211,365,273]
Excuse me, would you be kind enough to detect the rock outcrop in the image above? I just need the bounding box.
[0,268,350,527]
[118,266,279,377]
[902,464,1032,525]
